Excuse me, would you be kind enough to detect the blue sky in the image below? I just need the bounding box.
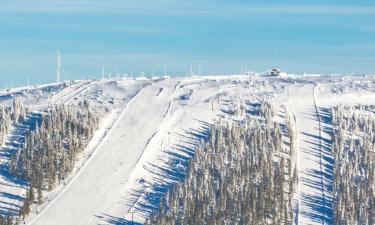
[0,0,375,87]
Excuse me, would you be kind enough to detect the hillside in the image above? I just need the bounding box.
[0,74,374,225]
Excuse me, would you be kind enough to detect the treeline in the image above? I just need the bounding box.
[331,105,375,225]
[9,100,99,220]
[0,99,28,145]
[147,102,296,225]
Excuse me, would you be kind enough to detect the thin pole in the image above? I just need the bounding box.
[249,73,251,89]
[27,78,30,107]
[57,51,61,85]
[164,64,167,78]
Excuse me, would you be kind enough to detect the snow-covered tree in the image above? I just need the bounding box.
[331,105,375,225]
[148,102,296,225]
[9,100,99,218]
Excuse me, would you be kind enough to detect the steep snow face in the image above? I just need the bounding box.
[1,74,375,225]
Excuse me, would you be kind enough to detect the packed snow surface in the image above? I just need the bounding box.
[0,74,375,225]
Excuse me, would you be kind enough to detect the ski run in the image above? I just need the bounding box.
[0,74,374,224]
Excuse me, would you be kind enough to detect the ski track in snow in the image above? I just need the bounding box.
[289,84,333,225]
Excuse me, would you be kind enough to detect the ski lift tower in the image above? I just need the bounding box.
[56,51,61,85]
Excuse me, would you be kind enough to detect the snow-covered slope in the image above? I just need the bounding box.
[0,74,374,225]
[289,84,332,224]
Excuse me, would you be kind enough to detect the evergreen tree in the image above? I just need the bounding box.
[149,103,296,225]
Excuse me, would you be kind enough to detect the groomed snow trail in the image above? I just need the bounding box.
[289,84,329,225]
[27,80,178,225]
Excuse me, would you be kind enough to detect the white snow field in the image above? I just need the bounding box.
[1,74,375,225]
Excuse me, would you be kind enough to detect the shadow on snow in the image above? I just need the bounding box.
[299,107,334,225]
[0,111,43,217]
[97,119,211,224]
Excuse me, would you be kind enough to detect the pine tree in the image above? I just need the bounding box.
[149,103,295,224]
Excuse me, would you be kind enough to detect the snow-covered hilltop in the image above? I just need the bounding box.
[0,74,374,225]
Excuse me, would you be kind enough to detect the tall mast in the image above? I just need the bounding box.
[164,64,167,78]
[56,51,61,85]
[27,78,30,107]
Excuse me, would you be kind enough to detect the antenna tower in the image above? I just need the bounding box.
[164,64,167,78]
[56,51,61,85]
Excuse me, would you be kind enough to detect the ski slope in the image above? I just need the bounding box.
[1,74,375,225]
[289,84,331,225]
[0,79,146,222]
[26,80,179,225]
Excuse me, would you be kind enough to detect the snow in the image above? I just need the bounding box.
[1,74,375,225]
[289,84,332,224]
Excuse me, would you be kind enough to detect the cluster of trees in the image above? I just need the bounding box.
[0,99,28,145]
[0,99,28,225]
[331,105,375,225]
[0,215,15,225]
[147,102,296,225]
[9,100,99,219]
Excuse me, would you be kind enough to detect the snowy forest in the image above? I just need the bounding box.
[331,105,375,225]
[3,100,99,222]
[1,83,374,225]
[0,99,29,225]
[0,99,28,145]
[146,102,297,225]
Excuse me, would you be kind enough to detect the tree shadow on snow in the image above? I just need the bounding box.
[0,111,43,217]
[98,120,212,224]
[95,214,142,225]
[299,107,334,225]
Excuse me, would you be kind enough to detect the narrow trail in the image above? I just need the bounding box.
[289,84,330,225]
[58,81,97,104]
[27,80,96,111]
